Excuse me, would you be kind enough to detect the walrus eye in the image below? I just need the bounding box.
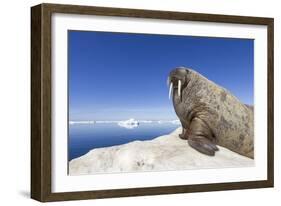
[178,80,182,97]
[169,82,173,99]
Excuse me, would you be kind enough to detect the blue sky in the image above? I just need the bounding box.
[68,31,254,121]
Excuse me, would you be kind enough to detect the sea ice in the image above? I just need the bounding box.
[118,118,139,129]
[69,127,254,175]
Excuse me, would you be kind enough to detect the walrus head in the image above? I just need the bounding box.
[167,67,191,99]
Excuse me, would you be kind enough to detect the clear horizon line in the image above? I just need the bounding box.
[69,119,180,121]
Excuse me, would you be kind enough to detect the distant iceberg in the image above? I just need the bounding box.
[118,118,139,129]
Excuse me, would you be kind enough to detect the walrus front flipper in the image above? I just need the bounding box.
[179,127,188,140]
[188,136,218,156]
[187,117,219,156]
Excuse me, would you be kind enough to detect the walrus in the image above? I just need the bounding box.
[167,67,254,159]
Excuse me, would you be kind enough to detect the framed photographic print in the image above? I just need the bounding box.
[31,3,274,202]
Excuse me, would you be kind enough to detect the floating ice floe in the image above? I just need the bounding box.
[139,120,153,123]
[118,118,139,129]
[157,120,180,125]
[95,120,118,124]
[69,120,95,125]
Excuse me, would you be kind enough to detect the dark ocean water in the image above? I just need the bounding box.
[68,122,179,161]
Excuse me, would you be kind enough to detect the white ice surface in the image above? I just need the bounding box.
[69,128,254,175]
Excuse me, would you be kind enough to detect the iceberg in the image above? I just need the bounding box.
[118,118,139,129]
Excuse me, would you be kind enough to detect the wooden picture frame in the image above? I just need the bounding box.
[31,3,274,202]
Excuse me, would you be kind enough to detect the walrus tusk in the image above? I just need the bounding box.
[169,82,173,99]
[178,80,181,97]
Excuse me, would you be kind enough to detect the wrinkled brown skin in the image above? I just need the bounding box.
[168,67,254,159]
